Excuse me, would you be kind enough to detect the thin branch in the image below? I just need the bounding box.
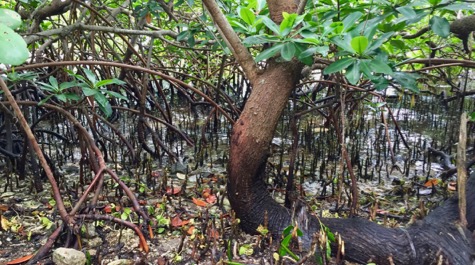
[0,78,72,225]
[24,22,178,44]
[4,60,234,123]
[202,0,259,82]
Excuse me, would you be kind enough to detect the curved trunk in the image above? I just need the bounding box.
[227,60,302,234]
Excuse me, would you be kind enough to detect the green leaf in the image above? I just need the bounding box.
[261,16,280,35]
[82,87,98,96]
[105,90,128,101]
[243,35,278,46]
[359,60,374,78]
[279,243,300,261]
[63,93,81,101]
[56,93,67,102]
[38,81,57,93]
[367,32,394,53]
[280,12,297,36]
[368,59,393,75]
[345,61,361,85]
[295,37,320,45]
[351,36,369,55]
[94,78,126,89]
[59,81,78,90]
[239,7,255,25]
[83,68,97,84]
[298,46,329,59]
[48,76,59,90]
[0,23,29,66]
[442,3,473,11]
[255,43,283,62]
[39,95,53,106]
[430,16,450,38]
[0,8,22,29]
[427,0,441,6]
[469,111,475,121]
[281,42,296,61]
[396,6,416,20]
[342,11,362,32]
[390,39,406,50]
[392,72,420,93]
[372,76,390,91]
[331,35,355,53]
[95,92,112,117]
[324,58,356,74]
[238,244,253,256]
[176,31,189,42]
[282,226,293,236]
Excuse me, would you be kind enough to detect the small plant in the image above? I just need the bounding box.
[315,222,335,265]
[37,76,80,104]
[65,68,127,117]
[276,225,302,262]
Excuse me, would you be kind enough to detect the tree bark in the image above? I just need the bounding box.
[227,60,303,235]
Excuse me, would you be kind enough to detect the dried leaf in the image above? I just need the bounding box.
[424,179,439,187]
[0,204,9,211]
[202,188,211,198]
[104,205,112,214]
[145,13,152,24]
[6,254,34,265]
[1,215,11,230]
[207,227,219,240]
[166,186,181,195]
[187,225,195,235]
[171,215,190,227]
[206,194,217,204]
[192,197,207,207]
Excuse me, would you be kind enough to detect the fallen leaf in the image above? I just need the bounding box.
[171,215,190,227]
[202,188,211,198]
[192,197,207,207]
[6,254,34,265]
[0,204,9,211]
[206,194,217,204]
[166,186,181,195]
[187,225,195,235]
[207,227,219,240]
[104,205,112,213]
[1,215,11,230]
[424,179,439,187]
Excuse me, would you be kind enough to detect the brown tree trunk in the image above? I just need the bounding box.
[227,60,302,234]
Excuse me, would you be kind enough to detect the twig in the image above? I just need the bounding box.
[457,112,468,227]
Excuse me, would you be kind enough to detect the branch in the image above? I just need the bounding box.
[202,0,259,82]
[24,22,178,44]
[399,58,475,68]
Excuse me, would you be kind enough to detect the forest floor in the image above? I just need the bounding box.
[0,155,452,265]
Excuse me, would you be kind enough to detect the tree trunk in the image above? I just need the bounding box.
[227,60,302,235]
